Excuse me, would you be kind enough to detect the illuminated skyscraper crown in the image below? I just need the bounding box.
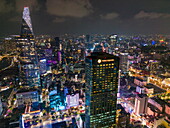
[21,7,34,35]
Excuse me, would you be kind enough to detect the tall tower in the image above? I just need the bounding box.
[134,94,148,115]
[109,34,118,48]
[85,52,119,128]
[21,7,33,36]
[17,7,40,87]
[119,53,129,73]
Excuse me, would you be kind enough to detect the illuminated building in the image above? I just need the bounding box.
[165,103,170,115]
[119,53,129,73]
[109,34,118,48]
[16,90,39,107]
[45,48,53,65]
[148,97,164,113]
[136,86,145,94]
[147,60,159,73]
[134,77,147,86]
[39,59,47,74]
[134,94,148,115]
[66,93,79,109]
[85,52,119,128]
[17,7,40,87]
[57,51,62,64]
[0,36,17,54]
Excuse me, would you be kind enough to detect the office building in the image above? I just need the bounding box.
[85,52,119,128]
[134,94,148,115]
[66,93,79,109]
[17,7,40,87]
[16,89,39,107]
[39,58,47,74]
[119,53,129,73]
[109,34,118,48]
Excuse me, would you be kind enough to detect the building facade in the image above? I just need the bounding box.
[85,52,119,128]
[17,7,40,87]
[119,53,129,73]
[134,94,148,115]
[16,90,39,106]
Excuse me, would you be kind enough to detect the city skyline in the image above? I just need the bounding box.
[0,2,170,128]
[1,0,170,36]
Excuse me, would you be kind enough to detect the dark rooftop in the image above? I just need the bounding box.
[87,52,119,60]
[150,97,166,106]
[145,83,166,94]
[137,94,147,98]
[17,88,38,94]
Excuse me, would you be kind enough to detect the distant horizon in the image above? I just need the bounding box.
[1,33,170,38]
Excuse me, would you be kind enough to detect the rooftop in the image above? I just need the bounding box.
[17,88,38,94]
[87,52,120,60]
[137,94,147,98]
[145,83,166,94]
[150,97,166,106]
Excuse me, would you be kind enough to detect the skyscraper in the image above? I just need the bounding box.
[17,7,40,87]
[134,94,148,115]
[85,52,119,128]
[119,53,129,73]
[109,34,118,48]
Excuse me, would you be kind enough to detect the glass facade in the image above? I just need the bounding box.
[17,7,40,87]
[85,52,119,128]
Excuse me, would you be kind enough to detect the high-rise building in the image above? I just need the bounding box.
[109,34,118,48]
[85,52,119,128]
[86,35,91,43]
[17,7,40,87]
[119,53,129,73]
[134,94,148,115]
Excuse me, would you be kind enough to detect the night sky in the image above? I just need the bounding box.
[1,0,170,36]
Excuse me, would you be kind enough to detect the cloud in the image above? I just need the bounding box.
[46,0,93,18]
[0,0,38,14]
[15,0,39,12]
[134,11,170,19]
[53,17,66,23]
[100,12,119,20]
[0,0,14,13]
[9,16,21,22]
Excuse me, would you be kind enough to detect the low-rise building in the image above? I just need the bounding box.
[134,77,147,86]
[136,86,145,94]
[16,89,39,107]
[66,92,79,109]
[148,98,164,112]
[165,103,170,115]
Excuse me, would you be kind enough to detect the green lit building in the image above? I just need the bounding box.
[85,52,119,128]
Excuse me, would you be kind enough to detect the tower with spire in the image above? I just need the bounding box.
[21,7,34,36]
[17,7,40,87]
